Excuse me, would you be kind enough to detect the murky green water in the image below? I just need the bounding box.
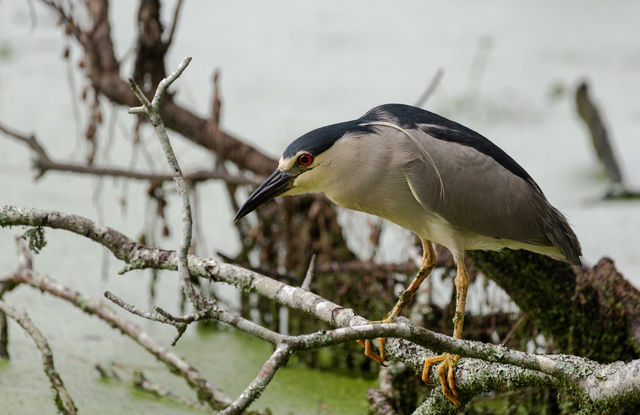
[0,307,374,414]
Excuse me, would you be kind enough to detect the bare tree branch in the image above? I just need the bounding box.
[2,205,639,412]
[0,299,77,414]
[301,253,316,290]
[107,59,299,410]
[40,0,278,175]
[0,121,261,185]
[1,270,231,410]
[34,160,261,185]
[575,81,640,199]
[164,0,184,49]
[128,57,209,311]
[414,68,444,108]
[0,122,49,161]
[219,344,291,415]
[575,82,622,185]
[133,370,209,411]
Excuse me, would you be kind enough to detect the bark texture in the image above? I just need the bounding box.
[471,250,640,362]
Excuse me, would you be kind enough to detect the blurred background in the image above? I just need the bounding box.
[1,1,639,414]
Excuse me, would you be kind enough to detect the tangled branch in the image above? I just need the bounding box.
[3,5,638,412]
[2,205,639,413]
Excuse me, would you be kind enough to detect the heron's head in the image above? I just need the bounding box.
[234,120,375,221]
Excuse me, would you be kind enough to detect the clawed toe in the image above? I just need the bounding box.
[357,318,394,364]
[422,353,461,407]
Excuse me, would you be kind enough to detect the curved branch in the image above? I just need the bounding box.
[164,0,184,49]
[2,270,231,410]
[2,205,639,411]
[0,299,77,415]
[219,344,291,415]
[0,120,261,185]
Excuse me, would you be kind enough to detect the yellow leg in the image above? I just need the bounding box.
[422,258,470,407]
[355,338,385,364]
[358,239,436,363]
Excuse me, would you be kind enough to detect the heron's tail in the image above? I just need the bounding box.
[541,204,582,265]
[527,182,582,265]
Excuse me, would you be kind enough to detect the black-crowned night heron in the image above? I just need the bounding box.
[234,103,582,406]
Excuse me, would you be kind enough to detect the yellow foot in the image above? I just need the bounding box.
[356,317,394,364]
[422,353,461,407]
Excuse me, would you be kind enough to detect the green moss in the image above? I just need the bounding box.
[469,250,639,363]
[21,227,47,254]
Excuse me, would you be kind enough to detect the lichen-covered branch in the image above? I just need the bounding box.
[219,344,291,415]
[129,56,208,311]
[2,205,639,412]
[0,270,231,410]
[367,387,399,415]
[0,299,77,415]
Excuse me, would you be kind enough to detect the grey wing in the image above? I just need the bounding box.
[403,127,552,247]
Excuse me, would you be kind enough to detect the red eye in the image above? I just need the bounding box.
[297,154,314,167]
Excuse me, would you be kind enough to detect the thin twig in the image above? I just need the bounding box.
[209,307,283,346]
[0,122,49,160]
[501,313,526,346]
[151,57,191,109]
[128,57,207,309]
[133,370,208,411]
[0,299,77,414]
[106,289,281,348]
[104,291,199,346]
[414,68,444,108]
[164,0,184,48]
[301,254,316,290]
[40,0,82,41]
[95,363,120,381]
[104,291,167,322]
[0,121,260,184]
[219,344,291,415]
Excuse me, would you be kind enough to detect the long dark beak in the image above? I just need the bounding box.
[234,169,293,221]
